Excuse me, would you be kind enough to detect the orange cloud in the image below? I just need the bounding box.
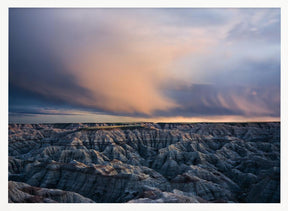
[57,12,213,115]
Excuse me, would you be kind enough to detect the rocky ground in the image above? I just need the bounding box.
[8,122,280,203]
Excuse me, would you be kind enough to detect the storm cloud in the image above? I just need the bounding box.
[9,8,280,123]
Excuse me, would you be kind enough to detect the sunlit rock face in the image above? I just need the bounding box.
[8,122,280,203]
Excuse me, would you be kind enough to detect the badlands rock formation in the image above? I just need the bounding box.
[8,122,280,203]
[8,181,95,203]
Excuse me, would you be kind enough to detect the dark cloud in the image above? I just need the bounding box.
[9,108,78,116]
[203,58,281,87]
[158,84,280,118]
[9,9,97,109]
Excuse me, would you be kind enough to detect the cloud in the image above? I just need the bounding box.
[9,8,280,122]
[226,8,280,43]
[10,8,214,115]
[9,107,82,116]
[161,84,280,118]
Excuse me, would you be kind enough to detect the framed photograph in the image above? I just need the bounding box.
[2,1,287,211]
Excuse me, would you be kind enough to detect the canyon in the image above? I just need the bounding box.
[8,122,280,203]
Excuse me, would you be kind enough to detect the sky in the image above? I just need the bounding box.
[9,8,280,123]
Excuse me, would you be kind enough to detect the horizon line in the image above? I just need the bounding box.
[8,120,281,125]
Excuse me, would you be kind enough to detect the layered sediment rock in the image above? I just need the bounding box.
[8,122,280,203]
[8,181,95,203]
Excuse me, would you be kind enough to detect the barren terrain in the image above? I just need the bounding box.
[8,122,280,203]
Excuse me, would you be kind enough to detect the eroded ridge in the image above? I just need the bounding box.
[9,122,280,203]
